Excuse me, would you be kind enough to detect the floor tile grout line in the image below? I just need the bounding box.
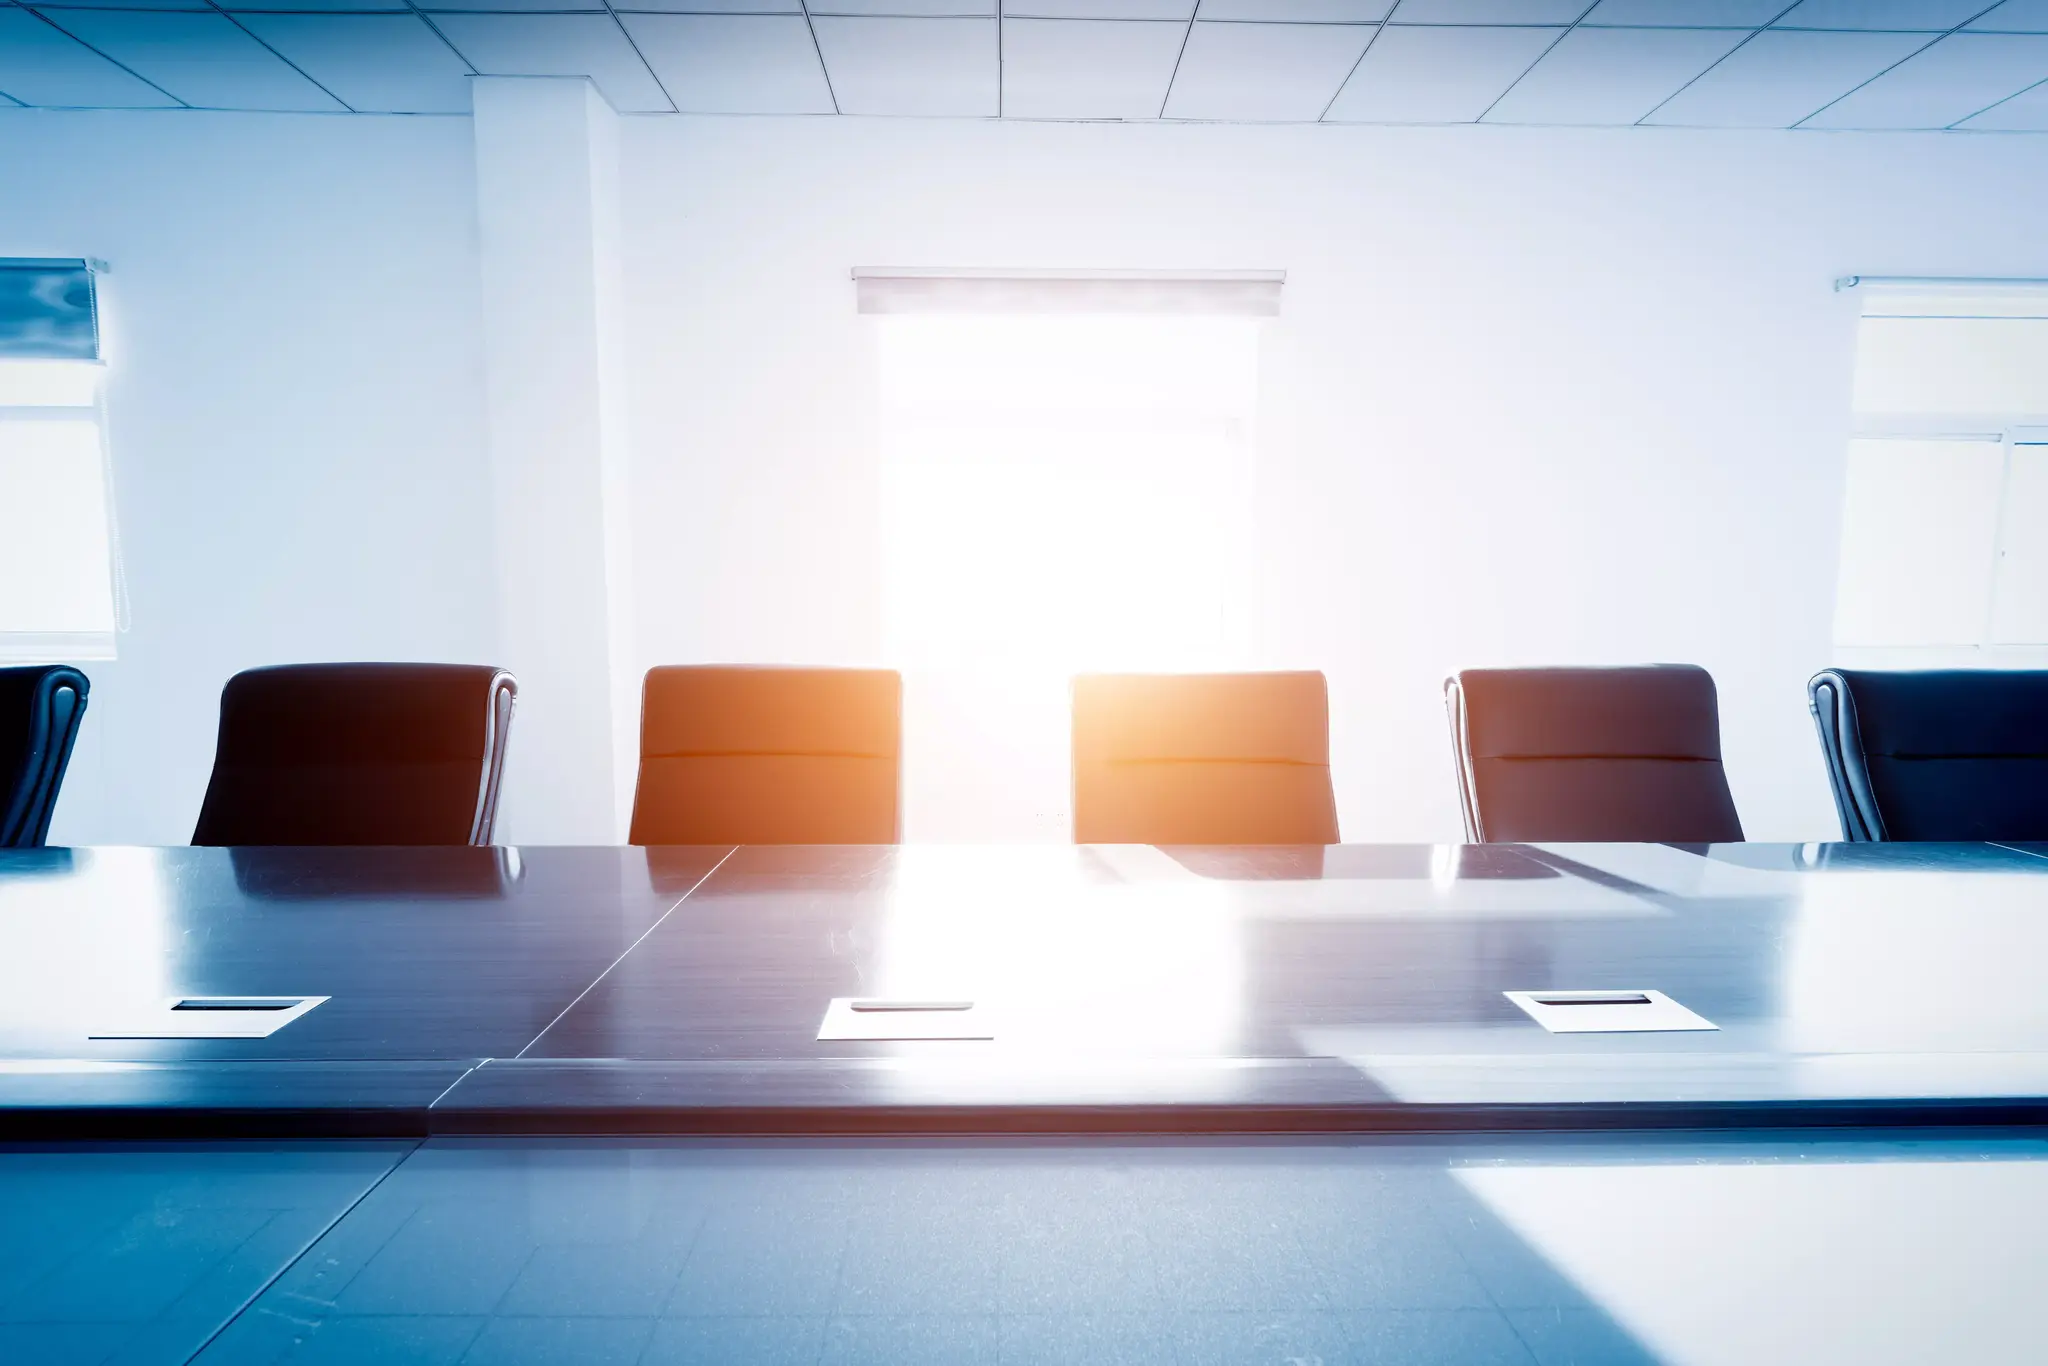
[178,1140,426,1366]
[513,846,738,1061]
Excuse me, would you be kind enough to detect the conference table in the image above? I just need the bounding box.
[3,841,2046,1364]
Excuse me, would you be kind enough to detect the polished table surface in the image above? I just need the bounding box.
[5,842,2048,1136]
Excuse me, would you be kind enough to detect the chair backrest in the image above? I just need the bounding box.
[628,666,901,845]
[1071,671,1340,845]
[0,666,89,848]
[1445,665,1743,844]
[1809,668,2048,842]
[191,664,517,846]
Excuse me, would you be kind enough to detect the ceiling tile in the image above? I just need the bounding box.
[612,2,799,11]
[1000,16,1184,118]
[421,0,605,12]
[0,6,179,104]
[1387,0,1588,21]
[1644,28,1930,125]
[1804,32,2048,126]
[1486,25,1745,123]
[1007,1,1193,16]
[434,13,670,113]
[617,14,832,113]
[1195,0,1390,17]
[213,0,410,12]
[1969,0,2048,30]
[1957,69,2048,121]
[39,9,344,109]
[811,16,997,115]
[1324,23,1554,122]
[235,14,474,113]
[29,0,209,10]
[1581,0,1784,22]
[1774,0,1989,29]
[813,1,994,14]
[1163,20,1372,119]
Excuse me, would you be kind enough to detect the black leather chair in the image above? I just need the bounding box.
[1809,669,2048,841]
[1445,665,1744,844]
[0,665,89,848]
[192,664,517,846]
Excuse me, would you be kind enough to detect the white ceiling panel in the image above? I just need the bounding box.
[1957,70,2048,121]
[1324,24,1555,122]
[27,0,208,10]
[0,6,179,105]
[1487,25,1745,123]
[1388,0,1588,21]
[1645,28,1931,125]
[1774,0,1990,28]
[619,14,831,113]
[611,2,799,11]
[1805,32,2048,126]
[235,14,474,113]
[812,16,998,116]
[1001,17,1184,118]
[41,9,344,109]
[1970,0,2048,30]
[1581,0,1786,23]
[1007,1,1193,16]
[1195,0,1390,17]
[434,13,671,113]
[813,1,994,14]
[1163,20,1373,120]
[422,0,605,12]
[213,0,409,12]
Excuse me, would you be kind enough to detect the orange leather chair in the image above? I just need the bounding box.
[1071,671,1339,845]
[628,666,901,845]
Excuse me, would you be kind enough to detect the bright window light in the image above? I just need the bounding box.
[879,315,1262,840]
[0,360,118,661]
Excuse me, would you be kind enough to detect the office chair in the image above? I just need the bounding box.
[1445,665,1743,844]
[1071,671,1340,845]
[629,666,901,844]
[192,663,517,845]
[0,665,89,847]
[1810,668,2048,841]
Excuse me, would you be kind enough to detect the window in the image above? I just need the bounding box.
[0,260,120,662]
[867,272,1274,839]
[1833,285,2048,662]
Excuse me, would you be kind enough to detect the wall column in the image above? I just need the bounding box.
[471,76,637,843]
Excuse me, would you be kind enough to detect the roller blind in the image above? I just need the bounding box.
[0,258,118,662]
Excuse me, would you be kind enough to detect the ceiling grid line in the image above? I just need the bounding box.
[996,0,1002,120]
[598,0,681,114]
[1154,5,1194,122]
[400,2,481,79]
[1632,2,1804,128]
[23,4,190,109]
[798,1,841,116]
[1791,2,2013,130]
[1950,70,2048,129]
[1316,0,1394,124]
[1472,1,1603,126]
[201,0,357,114]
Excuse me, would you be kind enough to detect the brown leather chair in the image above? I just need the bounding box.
[628,666,901,845]
[1071,671,1340,845]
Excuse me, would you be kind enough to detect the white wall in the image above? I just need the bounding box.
[621,118,2048,843]
[7,106,2048,845]
[0,111,493,844]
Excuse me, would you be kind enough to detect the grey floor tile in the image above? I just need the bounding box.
[1506,1308,1660,1366]
[330,1205,538,1316]
[835,1205,1001,1315]
[1303,1217,1495,1311]
[1172,1311,1352,1366]
[1434,1205,1591,1311]
[996,1313,1179,1366]
[1143,1206,1330,1313]
[1341,1309,1537,1365]
[998,1215,1162,1314]
[457,1315,655,1366]
[819,1313,999,1366]
[640,1315,827,1366]
[15,1205,278,1323]
[211,1314,486,1366]
[665,1208,847,1317]
[0,1321,132,1366]
[494,1229,697,1318]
